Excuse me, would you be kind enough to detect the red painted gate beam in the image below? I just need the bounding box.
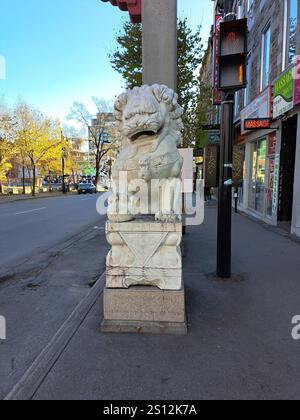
[101,0,142,24]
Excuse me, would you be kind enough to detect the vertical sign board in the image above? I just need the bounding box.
[213,15,223,105]
[204,145,219,188]
[232,145,245,187]
[273,66,294,118]
[273,154,280,216]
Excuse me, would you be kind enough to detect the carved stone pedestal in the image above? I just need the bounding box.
[101,218,187,335]
[106,218,182,290]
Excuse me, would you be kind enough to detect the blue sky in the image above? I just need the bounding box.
[0,0,213,125]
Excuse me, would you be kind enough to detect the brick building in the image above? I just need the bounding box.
[204,0,300,237]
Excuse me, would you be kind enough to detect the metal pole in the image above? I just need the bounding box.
[217,92,234,278]
[61,131,66,195]
[216,0,235,279]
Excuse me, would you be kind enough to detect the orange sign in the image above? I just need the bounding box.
[244,118,271,131]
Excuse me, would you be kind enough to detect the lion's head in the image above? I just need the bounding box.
[115,84,183,147]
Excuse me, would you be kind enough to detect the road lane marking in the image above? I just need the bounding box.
[14,207,46,215]
[81,197,97,201]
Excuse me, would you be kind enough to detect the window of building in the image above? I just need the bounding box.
[261,26,271,91]
[249,138,267,214]
[244,56,251,107]
[234,92,239,118]
[283,0,298,69]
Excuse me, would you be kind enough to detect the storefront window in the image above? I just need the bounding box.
[249,134,277,218]
[256,139,267,213]
[249,138,267,213]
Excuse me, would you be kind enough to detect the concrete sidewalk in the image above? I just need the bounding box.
[8,203,300,400]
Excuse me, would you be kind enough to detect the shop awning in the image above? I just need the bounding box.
[101,0,142,23]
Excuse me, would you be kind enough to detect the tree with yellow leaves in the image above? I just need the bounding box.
[38,136,82,191]
[0,104,15,194]
[13,103,63,196]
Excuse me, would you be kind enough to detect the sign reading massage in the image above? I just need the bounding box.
[273,67,294,118]
[240,87,272,135]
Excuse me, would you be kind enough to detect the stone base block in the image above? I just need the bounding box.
[101,320,187,335]
[101,286,187,335]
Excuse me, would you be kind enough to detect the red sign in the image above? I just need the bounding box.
[213,15,223,105]
[101,0,142,23]
[244,118,272,131]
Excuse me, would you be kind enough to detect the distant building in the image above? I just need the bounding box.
[67,137,89,167]
[88,113,115,160]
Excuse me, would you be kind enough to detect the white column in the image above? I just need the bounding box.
[291,112,300,237]
[142,0,177,90]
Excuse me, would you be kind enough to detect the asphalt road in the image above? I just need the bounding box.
[0,194,104,272]
[0,193,109,399]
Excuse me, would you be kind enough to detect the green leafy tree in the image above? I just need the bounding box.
[110,19,204,146]
[193,82,213,149]
[110,22,143,89]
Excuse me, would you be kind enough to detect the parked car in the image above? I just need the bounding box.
[78,183,97,195]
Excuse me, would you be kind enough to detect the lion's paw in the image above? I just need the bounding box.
[155,211,181,223]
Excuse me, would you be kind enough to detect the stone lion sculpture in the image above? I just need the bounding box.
[108,84,184,223]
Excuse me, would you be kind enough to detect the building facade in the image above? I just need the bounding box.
[205,0,300,237]
[88,112,115,160]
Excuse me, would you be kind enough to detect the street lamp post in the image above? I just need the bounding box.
[61,131,67,195]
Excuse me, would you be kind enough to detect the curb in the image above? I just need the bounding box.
[4,273,106,401]
[0,193,77,206]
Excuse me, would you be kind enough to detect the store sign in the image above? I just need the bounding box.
[213,15,223,105]
[207,129,221,145]
[273,66,294,118]
[244,118,271,131]
[240,87,272,134]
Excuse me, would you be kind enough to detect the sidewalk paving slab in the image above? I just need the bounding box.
[8,203,300,400]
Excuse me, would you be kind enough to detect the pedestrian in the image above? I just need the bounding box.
[204,186,212,202]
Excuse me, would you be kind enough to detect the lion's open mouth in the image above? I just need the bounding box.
[130,130,157,142]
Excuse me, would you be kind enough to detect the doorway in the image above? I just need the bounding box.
[278,115,297,222]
